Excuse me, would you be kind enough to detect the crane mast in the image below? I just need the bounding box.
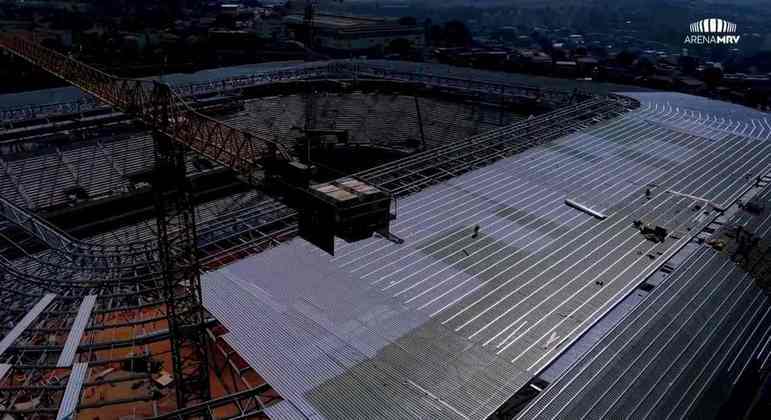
[304,0,317,49]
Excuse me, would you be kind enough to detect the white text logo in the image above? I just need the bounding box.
[684,18,740,45]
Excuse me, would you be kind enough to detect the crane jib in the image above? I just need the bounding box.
[0,33,395,255]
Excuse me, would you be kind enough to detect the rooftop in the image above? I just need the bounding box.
[2,57,770,419]
[517,184,771,419]
[202,89,771,419]
[284,13,385,29]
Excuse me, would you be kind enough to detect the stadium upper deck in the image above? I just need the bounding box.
[1,58,769,419]
[0,60,591,418]
[202,89,771,419]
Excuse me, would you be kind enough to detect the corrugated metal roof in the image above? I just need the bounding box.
[0,363,11,381]
[0,293,55,356]
[56,362,88,420]
[517,246,769,419]
[263,400,308,420]
[56,295,97,368]
[0,61,306,109]
[204,92,771,419]
[518,160,771,418]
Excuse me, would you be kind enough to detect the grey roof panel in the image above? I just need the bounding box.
[264,400,310,420]
[202,90,771,419]
[56,362,88,420]
[517,246,770,419]
[0,363,10,381]
[57,295,97,367]
[0,293,56,356]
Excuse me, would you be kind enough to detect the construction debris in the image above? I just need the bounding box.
[633,220,668,243]
[565,198,607,220]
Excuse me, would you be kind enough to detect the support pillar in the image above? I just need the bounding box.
[153,130,211,409]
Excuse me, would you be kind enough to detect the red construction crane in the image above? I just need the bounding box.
[0,33,392,250]
[0,32,392,410]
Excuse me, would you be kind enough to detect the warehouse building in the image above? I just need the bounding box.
[284,13,425,55]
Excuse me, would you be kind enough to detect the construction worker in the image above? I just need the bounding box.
[735,229,749,262]
[645,188,652,199]
[472,225,480,239]
[750,237,761,260]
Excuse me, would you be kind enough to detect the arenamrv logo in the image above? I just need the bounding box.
[684,18,740,45]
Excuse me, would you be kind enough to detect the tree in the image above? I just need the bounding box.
[616,49,637,67]
[551,48,567,61]
[41,38,60,50]
[430,25,444,46]
[387,38,413,56]
[678,55,698,75]
[747,89,770,110]
[635,56,655,76]
[443,20,472,47]
[704,66,723,88]
[399,16,417,26]
[534,35,552,53]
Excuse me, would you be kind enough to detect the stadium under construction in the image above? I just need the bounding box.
[0,33,769,420]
